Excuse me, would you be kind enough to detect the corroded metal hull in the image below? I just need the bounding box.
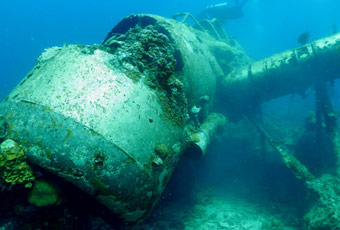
[0,14,240,222]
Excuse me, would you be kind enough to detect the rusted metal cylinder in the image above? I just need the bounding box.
[219,33,340,110]
[185,113,226,160]
[0,14,243,222]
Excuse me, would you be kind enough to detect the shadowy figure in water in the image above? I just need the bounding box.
[198,0,249,24]
[297,31,310,45]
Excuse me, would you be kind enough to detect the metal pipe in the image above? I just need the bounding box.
[219,33,340,111]
[185,113,226,160]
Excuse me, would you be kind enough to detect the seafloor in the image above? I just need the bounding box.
[138,185,299,230]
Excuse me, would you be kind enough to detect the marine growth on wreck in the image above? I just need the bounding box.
[1,1,340,229]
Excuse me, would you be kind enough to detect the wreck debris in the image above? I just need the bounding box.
[185,113,227,160]
[219,33,340,114]
[0,12,340,227]
[0,14,246,223]
[246,77,340,230]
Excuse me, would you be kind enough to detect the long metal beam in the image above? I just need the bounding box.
[220,33,340,109]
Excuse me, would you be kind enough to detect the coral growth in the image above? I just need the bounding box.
[103,23,187,126]
[0,139,35,188]
[28,179,61,207]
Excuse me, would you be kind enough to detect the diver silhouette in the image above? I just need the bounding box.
[198,0,249,24]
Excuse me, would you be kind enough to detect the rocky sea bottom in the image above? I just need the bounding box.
[139,186,299,230]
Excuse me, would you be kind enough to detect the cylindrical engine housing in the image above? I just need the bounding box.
[0,14,244,222]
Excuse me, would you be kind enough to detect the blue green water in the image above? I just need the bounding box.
[1,0,340,99]
[1,1,340,229]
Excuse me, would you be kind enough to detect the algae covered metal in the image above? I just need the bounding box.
[0,14,242,222]
[1,12,340,226]
[219,33,340,109]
